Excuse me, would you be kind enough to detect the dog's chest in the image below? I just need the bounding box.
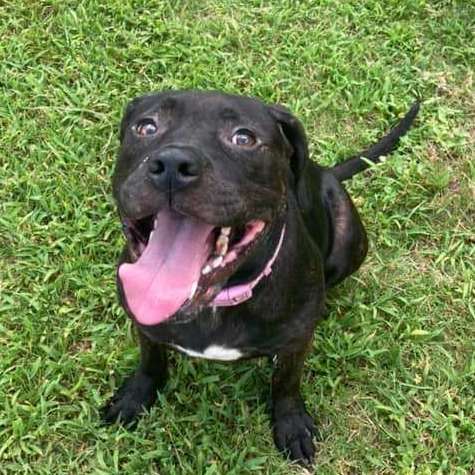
[169,314,247,360]
[154,309,263,361]
[146,305,277,361]
[170,343,244,361]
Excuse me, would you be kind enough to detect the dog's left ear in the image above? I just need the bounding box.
[268,104,310,209]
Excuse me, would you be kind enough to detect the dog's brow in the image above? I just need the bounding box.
[219,107,240,121]
[161,97,177,110]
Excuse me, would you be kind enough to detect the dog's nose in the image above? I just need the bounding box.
[147,148,203,190]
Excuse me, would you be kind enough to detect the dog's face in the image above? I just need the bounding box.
[113,91,309,326]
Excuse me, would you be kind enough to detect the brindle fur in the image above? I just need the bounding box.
[103,91,419,464]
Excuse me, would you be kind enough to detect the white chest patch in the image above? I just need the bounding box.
[172,344,243,361]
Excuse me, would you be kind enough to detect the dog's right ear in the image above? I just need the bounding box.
[267,104,311,211]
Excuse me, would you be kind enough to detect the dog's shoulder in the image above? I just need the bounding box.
[296,163,368,287]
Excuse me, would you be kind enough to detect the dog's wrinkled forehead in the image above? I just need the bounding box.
[120,90,278,142]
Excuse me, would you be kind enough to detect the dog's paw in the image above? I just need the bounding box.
[101,372,158,427]
[272,400,317,465]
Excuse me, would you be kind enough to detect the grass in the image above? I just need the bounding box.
[0,0,474,473]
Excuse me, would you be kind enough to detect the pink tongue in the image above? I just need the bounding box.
[119,210,214,325]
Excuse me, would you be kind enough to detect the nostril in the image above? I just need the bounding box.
[148,150,202,188]
[178,161,200,178]
[149,159,165,175]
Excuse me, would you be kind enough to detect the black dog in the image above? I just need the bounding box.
[103,91,419,464]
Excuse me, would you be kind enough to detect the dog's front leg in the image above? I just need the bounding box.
[102,330,168,426]
[271,343,317,465]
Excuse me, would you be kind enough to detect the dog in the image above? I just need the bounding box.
[102,90,419,464]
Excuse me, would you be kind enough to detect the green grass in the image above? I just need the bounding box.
[1,0,474,473]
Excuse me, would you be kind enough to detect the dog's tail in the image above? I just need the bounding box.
[331,101,420,182]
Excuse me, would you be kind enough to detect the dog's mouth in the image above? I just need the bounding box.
[118,209,267,326]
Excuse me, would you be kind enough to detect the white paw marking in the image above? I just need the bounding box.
[172,344,243,361]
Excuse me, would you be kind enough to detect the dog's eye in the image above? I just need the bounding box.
[135,119,158,137]
[231,129,256,147]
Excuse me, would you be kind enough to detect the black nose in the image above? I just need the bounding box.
[147,148,203,190]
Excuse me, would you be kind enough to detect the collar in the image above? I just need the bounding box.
[210,223,286,307]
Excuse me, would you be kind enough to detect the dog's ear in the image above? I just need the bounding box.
[268,104,310,209]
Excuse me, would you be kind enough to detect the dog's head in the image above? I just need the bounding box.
[113,91,309,326]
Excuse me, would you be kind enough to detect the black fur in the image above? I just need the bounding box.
[103,91,419,465]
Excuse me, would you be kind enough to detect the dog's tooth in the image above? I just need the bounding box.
[149,230,154,241]
[189,280,198,299]
[215,235,229,256]
[212,256,223,268]
[202,264,212,275]
[221,227,231,236]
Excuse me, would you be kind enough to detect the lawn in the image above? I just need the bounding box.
[0,1,474,474]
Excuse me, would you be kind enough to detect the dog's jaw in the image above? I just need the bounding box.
[118,209,268,326]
